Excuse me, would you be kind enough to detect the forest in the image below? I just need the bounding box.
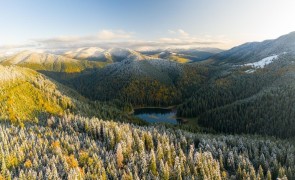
[2,1,295,179]
[0,114,293,179]
[1,34,295,180]
[176,55,295,139]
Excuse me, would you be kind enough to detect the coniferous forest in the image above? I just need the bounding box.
[0,114,294,179]
[1,1,295,179]
[1,49,295,179]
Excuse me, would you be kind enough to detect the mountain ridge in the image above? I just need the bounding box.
[212,31,295,65]
[1,51,104,73]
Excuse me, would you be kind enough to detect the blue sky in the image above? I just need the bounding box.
[1,0,295,51]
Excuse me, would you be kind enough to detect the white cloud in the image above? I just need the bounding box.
[149,29,231,50]
[178,29,189,37]
[96,30,132,40]
[35,30,133,44]
[0,29,230,55]
[168,29,189,37]
[168,30,176,34]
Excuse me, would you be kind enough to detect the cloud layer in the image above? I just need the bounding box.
[0,29,230,55]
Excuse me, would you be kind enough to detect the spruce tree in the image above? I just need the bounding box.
[116,143,124,168]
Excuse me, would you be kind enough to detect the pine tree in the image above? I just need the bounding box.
[266,170,272,180]
[236,165,242,180]
[164,162,170,180]
[100,124,104,141]
[278,167,286,178]
[116,143,124,168]
[156,143,164,160]
[1,158,7,178]
[101,167,107,180]
[249,166,256,179]
[258,165,264,180]
[149,149,157,176]
[160,160,169,180]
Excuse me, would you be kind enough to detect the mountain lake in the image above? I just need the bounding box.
[133,107,183,124]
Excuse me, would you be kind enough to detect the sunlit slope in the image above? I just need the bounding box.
[0,65,85,123]
[1,51,104,73]
[64,47,150,63]
[64,47,105,60]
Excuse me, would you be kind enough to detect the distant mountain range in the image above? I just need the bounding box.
[2,32,295,179]
[2,32,295,138]
[141,48,222,63]
[1,50,104,73]
[1,47,224,67]
[62,47,222,63]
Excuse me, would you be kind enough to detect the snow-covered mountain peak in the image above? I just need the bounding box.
[64,47,105,59]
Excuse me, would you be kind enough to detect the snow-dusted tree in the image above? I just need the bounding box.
[116,143,124,168]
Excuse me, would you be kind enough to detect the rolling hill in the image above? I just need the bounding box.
[0,65,78,123]
[141,48,220,63]
[70,57,208,107]
[71,57,182,105]
[64,47,150,63]
[0,65,141,125]
[1,51,104,73]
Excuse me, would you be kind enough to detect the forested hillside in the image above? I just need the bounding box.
[3,42,295,140]
[71,59,208,107]
[1,35,295,179]
[0,65,142,125]
[0,114,293,179]
[2,0,295,179]
[0,65,74,123]
[177,44,295,139]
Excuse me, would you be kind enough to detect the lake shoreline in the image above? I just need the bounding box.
[128,105,177,115]
[132,106,189,124]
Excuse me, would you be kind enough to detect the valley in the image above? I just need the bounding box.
[3,0,295,179]
[1,32,295,179]
[2,33,295,135]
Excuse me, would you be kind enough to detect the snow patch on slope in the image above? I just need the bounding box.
[245,69,256,74]
[244,55,278,68]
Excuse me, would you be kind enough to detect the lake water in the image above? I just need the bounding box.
[134,108,182,124]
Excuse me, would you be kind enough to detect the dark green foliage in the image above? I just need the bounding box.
[198,85,295,138]
[177,69,278,118]
[70,62,207,108]
[177,56,295,138]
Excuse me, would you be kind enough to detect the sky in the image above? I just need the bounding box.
[1,0,295,53]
